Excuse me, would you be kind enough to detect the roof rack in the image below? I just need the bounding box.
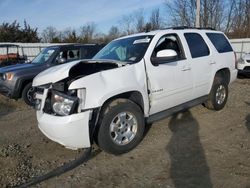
[162,26,215,30]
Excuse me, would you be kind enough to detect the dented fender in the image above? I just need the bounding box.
[69,61,150,116]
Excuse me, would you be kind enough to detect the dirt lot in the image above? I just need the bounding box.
[0,78,250,188]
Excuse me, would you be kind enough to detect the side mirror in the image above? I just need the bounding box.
[57,58,66,64]
[156,49,177,58]
[151,49,178,66]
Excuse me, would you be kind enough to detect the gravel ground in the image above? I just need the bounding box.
[0,78,250,188]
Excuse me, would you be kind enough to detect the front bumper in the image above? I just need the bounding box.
[0,79,20,99]
[237,63,250,75]
[37,110,92,149]
[0,84,12,97]
[237,68,250,75]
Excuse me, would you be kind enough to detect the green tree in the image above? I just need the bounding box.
[0,20,40,42]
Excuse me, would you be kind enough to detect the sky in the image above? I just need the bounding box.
[0,0,165,34]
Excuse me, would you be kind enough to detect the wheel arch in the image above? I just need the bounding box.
[100,91,145,114]
[214,68,230,84]
[18,79,33,98]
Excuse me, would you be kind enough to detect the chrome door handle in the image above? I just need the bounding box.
[181,66,191,71]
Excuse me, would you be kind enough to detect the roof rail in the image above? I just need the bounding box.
[197,27,215,30]
[162,26,215,30]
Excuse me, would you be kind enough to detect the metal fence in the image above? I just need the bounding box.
[0,39,250,61]
[230,38,250,59]
[0,42,65,61]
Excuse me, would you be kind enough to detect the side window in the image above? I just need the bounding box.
[152,34,185,59]
[82,46,99,59]
[206,33,233,53]
[184,33,210,58]
[57,49,80,63]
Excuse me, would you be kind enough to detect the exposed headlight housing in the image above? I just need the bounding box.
[51,90,78,116]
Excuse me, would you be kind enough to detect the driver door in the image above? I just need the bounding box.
[146,33,193,115]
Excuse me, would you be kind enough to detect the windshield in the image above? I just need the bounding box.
[32,47,57,64]
[93,35,154,63]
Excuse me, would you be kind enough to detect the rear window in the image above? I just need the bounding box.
[184,33,210,58]
[206,33,233,53]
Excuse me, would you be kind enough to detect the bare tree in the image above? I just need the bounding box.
[164,0,239,33]
[165,0,196,26]
[80,22,96,43]
[150,8,162,29]
[164,0,250,38]
[134,9,145,32]
[224,0,236,33]
[119,15,135,35]
[200,0,224,29]
[41,26,58,43]
[108,26,120,40]
[62,28,79,43]
[229,0,250,38]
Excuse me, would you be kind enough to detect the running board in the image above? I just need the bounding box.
[146,95,208,124]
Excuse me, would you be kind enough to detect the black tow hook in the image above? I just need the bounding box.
[14,147,92,188]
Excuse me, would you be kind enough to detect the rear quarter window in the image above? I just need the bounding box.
[206,33,233,53]
[184,33,210,58]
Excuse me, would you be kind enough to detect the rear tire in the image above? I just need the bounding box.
[22,83,36,106]
[96,99,145,155]
[204,77,228,111]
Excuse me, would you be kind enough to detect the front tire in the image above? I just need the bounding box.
[204,78,228,111]
[97,99,145,155]
[22,83,36,106]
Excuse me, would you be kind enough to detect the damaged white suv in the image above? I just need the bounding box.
[33,27,237,155]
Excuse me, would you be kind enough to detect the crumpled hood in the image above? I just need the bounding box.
[32,60,81,86]
[32,59,123,87]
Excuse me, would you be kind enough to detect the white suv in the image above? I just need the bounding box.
[33,27,238,155]
[237,53,250,76]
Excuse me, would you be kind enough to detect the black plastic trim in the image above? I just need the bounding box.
[146,95,208,124]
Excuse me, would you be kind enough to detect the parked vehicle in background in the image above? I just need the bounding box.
[0,44,27,67]
[237,53,250,77]
[33,27,237,155]
[0,44,104,106]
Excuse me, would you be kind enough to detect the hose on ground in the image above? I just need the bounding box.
[14,147,92,188]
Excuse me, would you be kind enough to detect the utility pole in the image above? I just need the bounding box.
[196,0,200,27]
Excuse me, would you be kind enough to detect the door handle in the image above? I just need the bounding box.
[210,61,216,65]
[181,66,191,71]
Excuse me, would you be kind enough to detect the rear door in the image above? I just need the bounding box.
[184,32,212,98]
